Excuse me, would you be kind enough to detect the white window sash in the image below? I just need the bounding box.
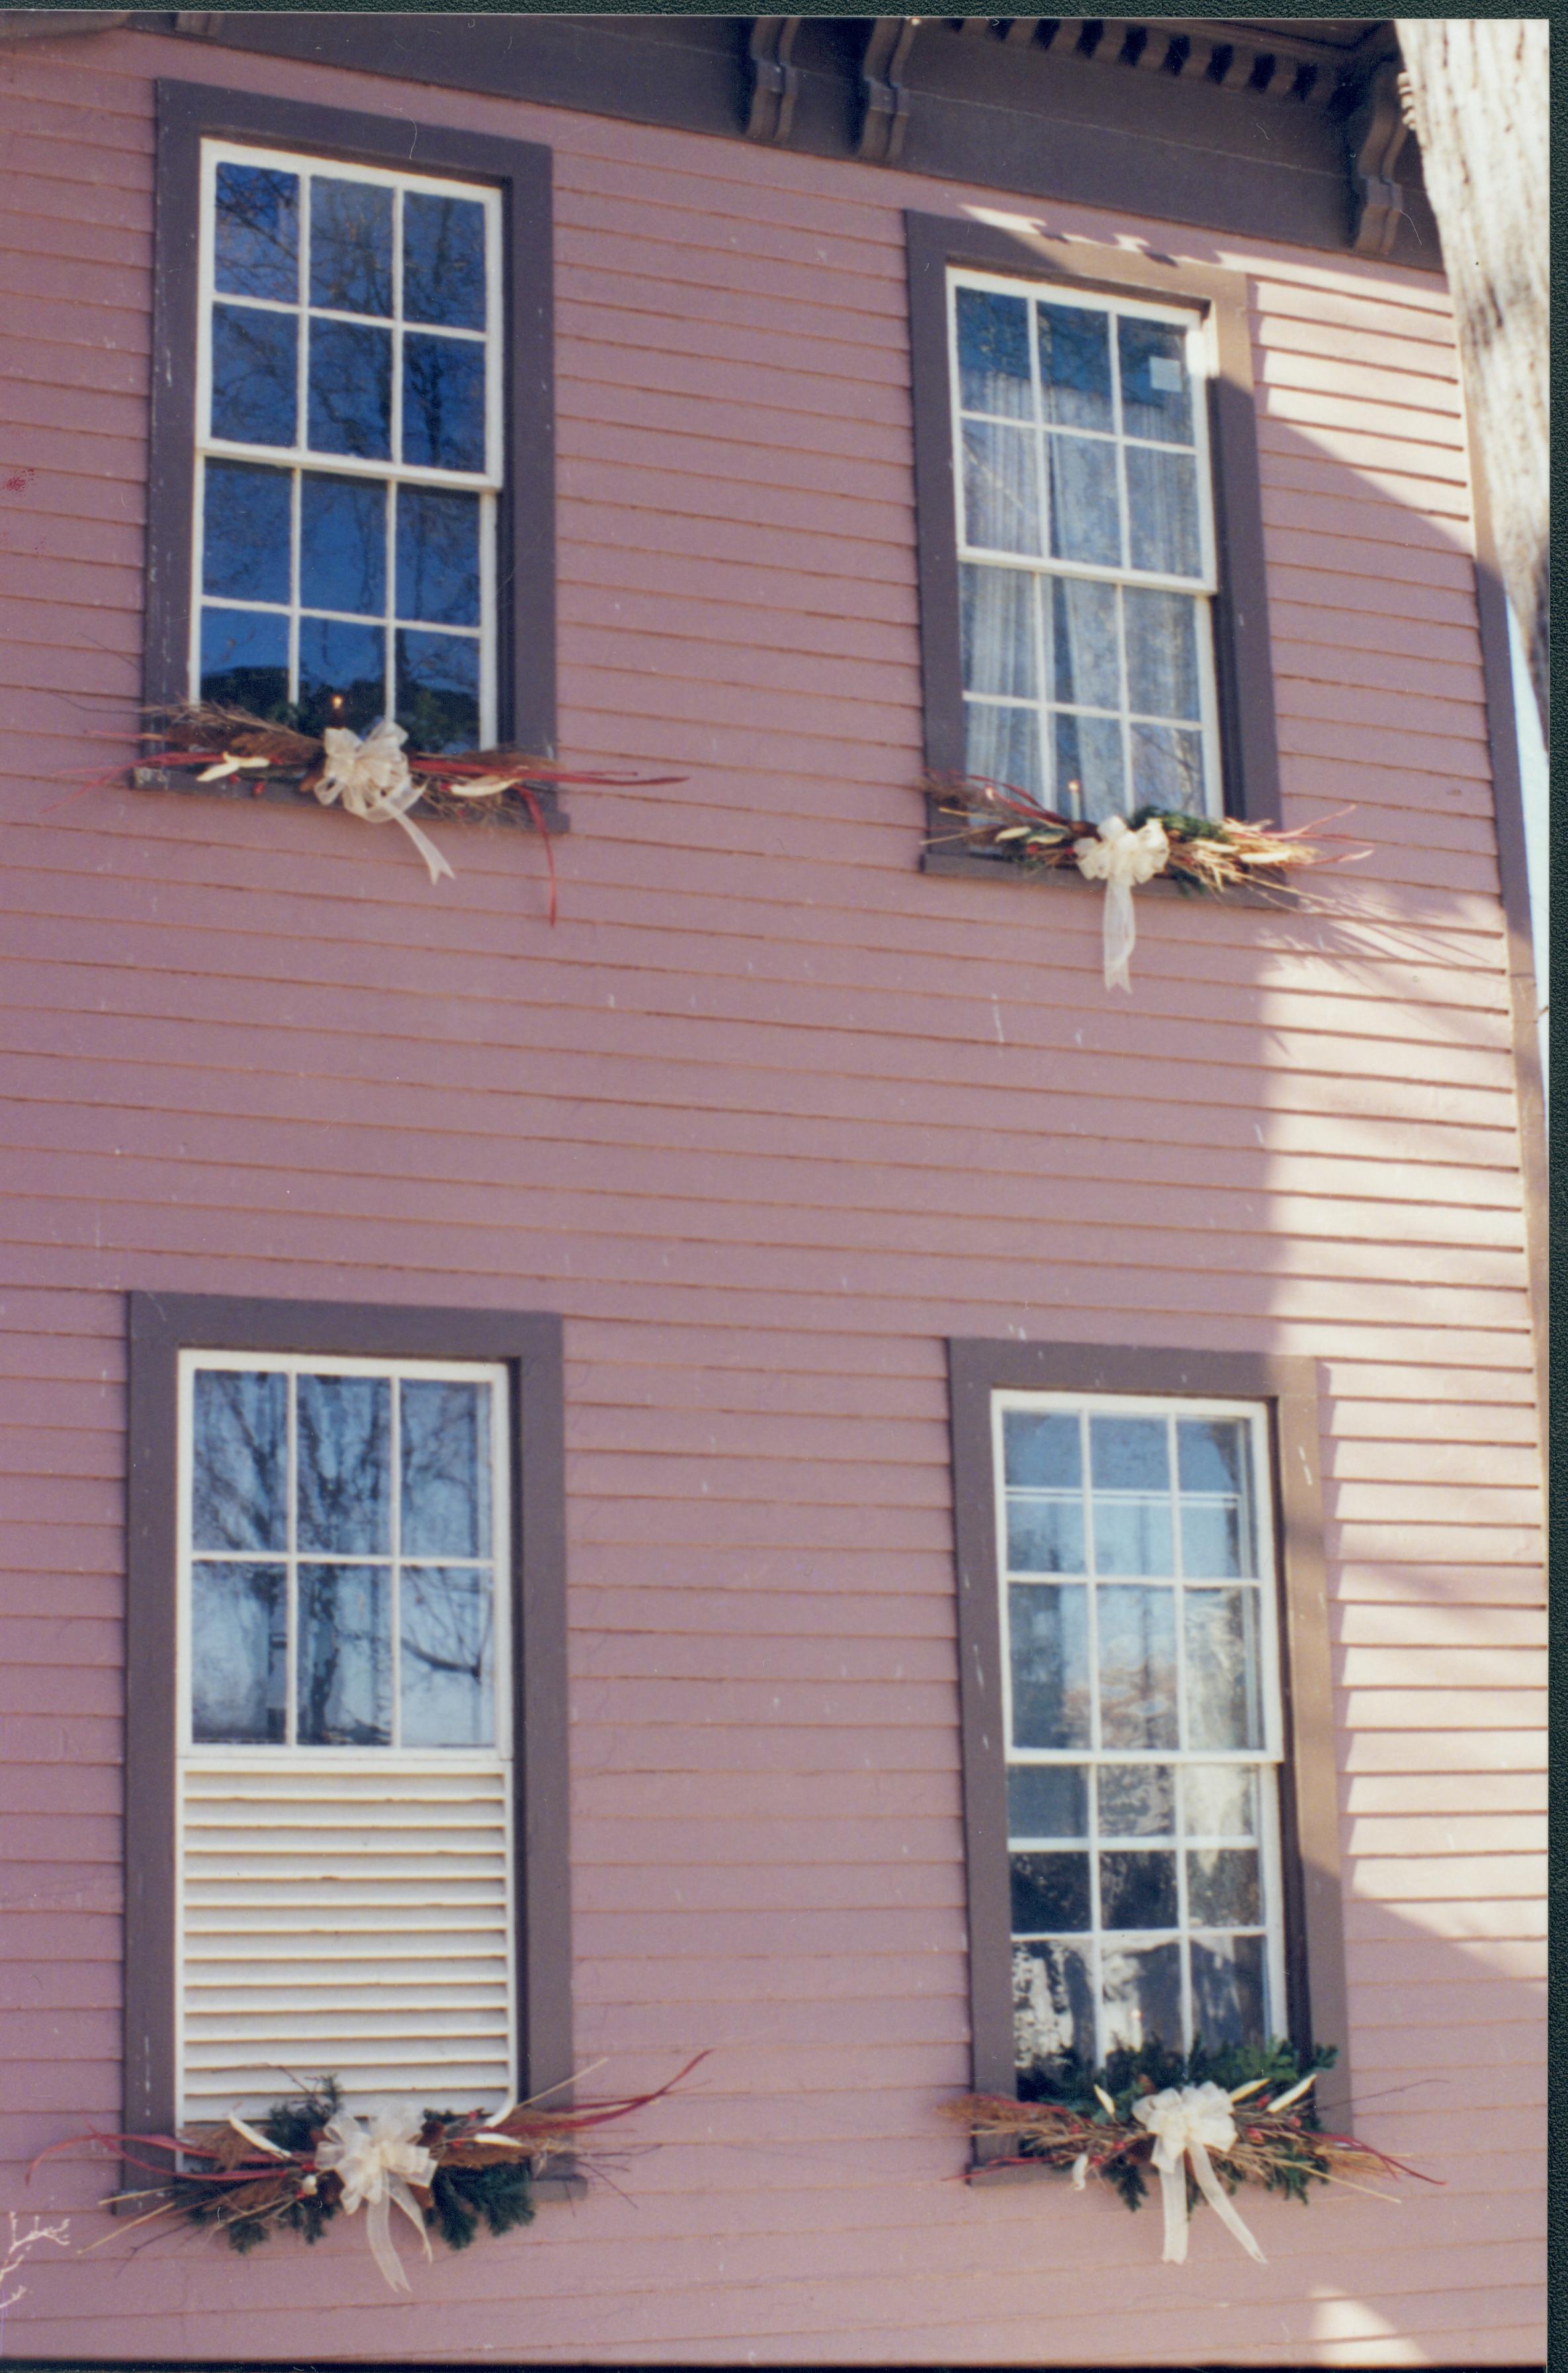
[191,138,503,742]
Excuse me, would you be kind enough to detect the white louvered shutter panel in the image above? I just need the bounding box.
[176,1353,516,2121]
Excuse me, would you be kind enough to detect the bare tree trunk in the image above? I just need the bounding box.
[1396,19,1548,743]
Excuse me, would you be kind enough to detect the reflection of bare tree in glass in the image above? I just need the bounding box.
[404,1572,489,1697]
[308,324,391,459]
[311,182,392,315]
[215,309,298,448]
[194,1372,285,1548]
[299,1568,388,1744]
[216,167,298,297]
[398,490,480,627]
[297,1377,388,1554]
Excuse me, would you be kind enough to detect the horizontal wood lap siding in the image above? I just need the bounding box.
[0,24,1544,2367]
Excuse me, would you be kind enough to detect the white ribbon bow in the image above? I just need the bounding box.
[1074,814,1169,991]
[1133,2082,1267,2266]
[314,2108,436,2294]
[314,720,454,886]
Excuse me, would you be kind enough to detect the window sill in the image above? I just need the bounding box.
[130,766,570,833]
[921,846,1282,910]
[965,2155,1063,2188]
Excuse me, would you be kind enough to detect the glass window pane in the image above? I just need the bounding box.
[1190,1934,1265,2048]
[1124,588,1200,721]
[1180,1496,1248,1580]
[1091,1416,1170,1493]
[1098,1762,1173,1838]
[202,461,291,605]
[1052,711,1123,824]
[1007,1494,1085,1575]
[1102,1938,1182,2053]
[1011,1850,1090,1933]
[404,191,487,330]
[960,564,1037,701]
[1003,1411,1082,1491]
[964,701,1043,801]
[1093,1498,1174,1579]
[1118,316,1194,446]
[402,333,487,472]
[1048,577,1119,713]
[296,1564,392,1745]
[1184,1764,1258,1839]
[1097,1584,1178,1749]
[300,472,387,617]
[211,304,298,447]
[1131,722,1206,816]
[400,1379,492,1558]
[1009,1582,1090,1750]
[309,176,392,316]
[1045,433,1119,568]
[191,1562,286,1744]
[1185,1586,1264,1750]
[961,421,1042,556]
[1037,301,1112,432]
[1014,1939,1094,2071]
[298,617,386,737]
[401,1567,495,1747]
[308,319,392,460]
[956,287,1032,419]
[395,627,480,752]
[1100,1849,1177,1930]
[1178,1418,1248,1496]
[1008,1764,1088,1841]
[396,486,482,627]
[214,162,299,302]
[296,1374,390,1556]
[200,607,288,717]
[1188,1847,1261,1928]
[192,1369,287,1552]
[1127,445,1201,578]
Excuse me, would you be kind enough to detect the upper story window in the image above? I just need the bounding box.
[996,1392,1285,2074]
[195,142,503,748]
[950,271,1222,825]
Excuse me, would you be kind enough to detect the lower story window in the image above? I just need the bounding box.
[995,1392,1285,2074]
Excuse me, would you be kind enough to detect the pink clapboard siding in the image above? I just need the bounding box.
[0,22,1546,2366]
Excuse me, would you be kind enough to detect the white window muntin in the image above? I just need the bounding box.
[191,138,503,739]
[947,267,1224,821]
[992,1389,1286,2064]
[175,1349,513,1763]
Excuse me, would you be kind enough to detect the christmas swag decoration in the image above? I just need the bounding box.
[929,774,1369,991]
[134,705,687,922]
[34,2059,706,2292]
[947,2039,1434,2266]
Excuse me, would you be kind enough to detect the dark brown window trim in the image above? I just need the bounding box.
[124,1292,574,2169]
[144,80,558,797]
[945,1337,1352,2143]
[906,211,1282,874]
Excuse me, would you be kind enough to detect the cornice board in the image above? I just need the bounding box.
[120,11,1441,271]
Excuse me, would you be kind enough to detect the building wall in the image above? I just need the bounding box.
[0,25,1545,2364]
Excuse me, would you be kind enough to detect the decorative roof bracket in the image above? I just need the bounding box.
[745,17,803,146]
[859,16,918,165]
[1346,57,1411,256]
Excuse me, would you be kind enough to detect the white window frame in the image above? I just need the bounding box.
[992,1388,1287,2067]
[191,138,504,740]
[173,1349,516,2120]
[947,266,1225,821]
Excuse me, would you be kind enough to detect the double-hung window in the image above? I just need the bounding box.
[125,1296,571,2137]
[952,273,1221,823]
[907,214,1282,862]
[195,144,502,748]
[146,83,556,764]
[947,1340,1351,2120]
[998,1392,1284,2070]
